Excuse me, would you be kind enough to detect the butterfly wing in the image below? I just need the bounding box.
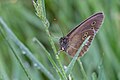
[66,29,95,57]
[66,12,104,57]
[67,12,104,38]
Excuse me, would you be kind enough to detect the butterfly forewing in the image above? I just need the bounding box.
[59,12,104,58]
[67,13,104,38]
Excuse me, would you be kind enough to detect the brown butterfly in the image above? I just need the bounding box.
[59,12,104,57]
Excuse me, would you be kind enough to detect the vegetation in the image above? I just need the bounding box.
[0,0,120,80]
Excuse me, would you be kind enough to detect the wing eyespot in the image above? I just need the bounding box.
[82,33,88,40]
[84,35,87,38]
[85,32,88,35]
[90,27,94,29]
[91,21,96,26]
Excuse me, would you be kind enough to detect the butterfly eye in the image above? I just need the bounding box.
[91,21,96,26]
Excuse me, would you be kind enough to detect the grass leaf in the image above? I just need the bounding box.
[0,18,56,80]
[65,36,90,78]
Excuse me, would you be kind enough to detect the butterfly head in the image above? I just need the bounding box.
[59,37,69,51]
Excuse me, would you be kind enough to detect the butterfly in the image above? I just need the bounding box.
[59,12,104,57]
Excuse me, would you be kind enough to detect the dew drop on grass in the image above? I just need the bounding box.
[33,63,38,67]
[19,46,26,55]
[22,50,26,54]
[33,63,41,69]
[64,65,67,70]
[32,37,36,42]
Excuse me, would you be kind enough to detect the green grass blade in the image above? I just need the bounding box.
[0,18,56,80]
[65,36,90,77]
[0,56,9,80]
[33,0,67,79]
[92,72,97,80]
[6,41,32,80]
[77,59,87,80]
[33,38,63,79]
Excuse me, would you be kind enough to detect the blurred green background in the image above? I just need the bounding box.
[0,0,120,80]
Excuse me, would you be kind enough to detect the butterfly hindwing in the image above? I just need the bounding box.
[66,29,95,57]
